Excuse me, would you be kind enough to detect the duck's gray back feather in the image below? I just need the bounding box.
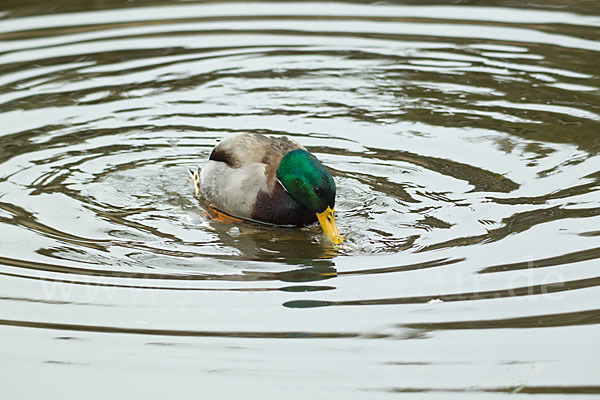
[199,133,305,220]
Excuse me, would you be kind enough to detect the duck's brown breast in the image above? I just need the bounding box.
[251,181,317,227]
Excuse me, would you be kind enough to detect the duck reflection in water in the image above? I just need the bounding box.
[198,201,338,283]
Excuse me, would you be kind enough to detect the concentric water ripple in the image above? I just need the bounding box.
[1,1,599,397]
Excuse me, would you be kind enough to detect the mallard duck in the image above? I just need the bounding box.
[189,133,343,244]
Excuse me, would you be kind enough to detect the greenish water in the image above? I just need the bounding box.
[1,0,599,397]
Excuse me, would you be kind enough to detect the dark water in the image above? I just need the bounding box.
[1,0,599,397]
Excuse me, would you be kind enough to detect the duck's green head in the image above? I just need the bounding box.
[277,149,343,244]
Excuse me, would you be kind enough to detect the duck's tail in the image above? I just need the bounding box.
[187,166,201,196]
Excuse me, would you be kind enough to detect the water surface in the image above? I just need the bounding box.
[1,0,599,397]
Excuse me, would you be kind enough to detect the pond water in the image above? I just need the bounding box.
[1,0,599,397]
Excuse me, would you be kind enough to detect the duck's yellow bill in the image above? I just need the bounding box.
[316,206,343,244]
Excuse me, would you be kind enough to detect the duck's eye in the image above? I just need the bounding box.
[313,187,322,195]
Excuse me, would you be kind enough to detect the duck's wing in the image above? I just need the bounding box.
[199,133,304,220]
[210,133,305,187]
[209,133,304,168]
